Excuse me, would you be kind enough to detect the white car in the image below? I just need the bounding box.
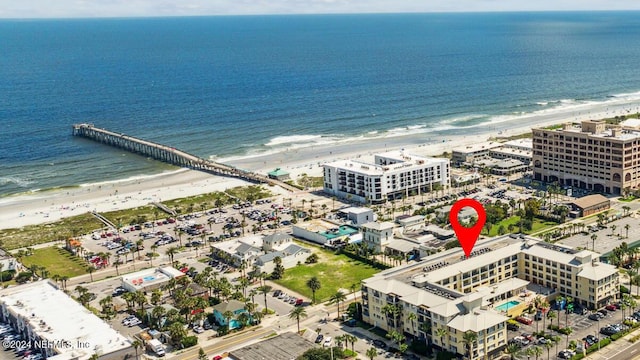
[323,337,332,347]
[193,326,205,334]
[127,319,142,327]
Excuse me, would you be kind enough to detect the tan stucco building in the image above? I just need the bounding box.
[532,120,640,195]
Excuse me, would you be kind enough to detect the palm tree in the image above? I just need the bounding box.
[544,339,554,360]
[625,224,631,238]
[345,334,358,353]
[223,310,235,331]
[306,276,321,304]
[435,327,448,351]
[87,266,95,282]
[591,234,597,251]
[237,312,250,328]
[288,306,308,333]
[366,347,378,360]
[407,312,417,337]
[546,310,556,333]
[165,246,178,264]
[329,291,347,320]
[350,283,358,302]
[505,343,521,360]
[462,331,477,360]
[552,336,562,360]
[258,285,272,313]
[131,339,142,360]
[530,345,542,360]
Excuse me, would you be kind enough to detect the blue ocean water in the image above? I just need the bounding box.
[3,12,640,196]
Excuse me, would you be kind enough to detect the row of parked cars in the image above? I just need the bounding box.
[122,315,142,327]
[0,323,43,360]
[272,290,304,306]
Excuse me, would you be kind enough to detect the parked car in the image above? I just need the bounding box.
[323,336,332,347]
[507,323,520,331]
[315,334,324,344]
[373,339,387,349]
[605,304,618,311]
[558,350,575,359]
[516,316,533,325]
[589,313,604,321]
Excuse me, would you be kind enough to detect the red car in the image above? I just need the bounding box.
[605,304,617,311]
[212,356,223,360]
[516,316,533,325]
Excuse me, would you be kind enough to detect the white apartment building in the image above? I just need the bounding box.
[323,151,449,204]
[0,281,134,360]
[361,235,619,360]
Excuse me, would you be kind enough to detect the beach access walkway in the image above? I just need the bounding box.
[72,123,298,193]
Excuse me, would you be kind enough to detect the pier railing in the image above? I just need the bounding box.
[72,123,297,192]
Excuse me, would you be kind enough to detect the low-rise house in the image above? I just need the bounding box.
[212,300,251,330]
[292,219,360,247]
[568,194,610,217]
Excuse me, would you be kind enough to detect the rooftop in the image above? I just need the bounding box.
[122,267,182,290]
[570,194,610,209]
[362,221,395,231]
[323,151,447,176]
[0,281,131,360]
[229,332,315,360]
[452,141,502,154]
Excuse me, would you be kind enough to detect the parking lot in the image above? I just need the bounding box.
[79,198,297,270]
[507,303,636,359]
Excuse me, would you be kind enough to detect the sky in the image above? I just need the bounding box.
[1,0,639,18]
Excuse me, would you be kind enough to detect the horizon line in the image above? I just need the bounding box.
[2,8,640,20]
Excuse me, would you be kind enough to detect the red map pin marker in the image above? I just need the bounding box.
[449,198,486,258]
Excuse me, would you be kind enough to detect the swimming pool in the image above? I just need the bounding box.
[495,300,520,312]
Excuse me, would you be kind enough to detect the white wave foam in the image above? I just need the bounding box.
[0,176,35,188]
[78,168,189,188]
[265,135,325,147]
[216,90,640,164]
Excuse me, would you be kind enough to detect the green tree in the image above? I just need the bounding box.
[329,291,347,320]
[198,347,207,360]
[271,256,285,279]
[505,343,521,360]
[462,331,477,360]
[258,285,272,313]
[435,327,448,351]
[306,276,322,304]
[168,321,187,345]
[288,306,308,333]
[366,347,378,360]
[223,310,235,331]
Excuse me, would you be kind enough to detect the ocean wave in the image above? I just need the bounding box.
[265,134,327,147]
[0,176,35,188]
[78,168,189,188]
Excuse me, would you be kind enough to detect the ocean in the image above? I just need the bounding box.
[3,11,640,196]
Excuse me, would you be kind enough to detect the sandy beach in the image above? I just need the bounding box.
[0,98,636,231]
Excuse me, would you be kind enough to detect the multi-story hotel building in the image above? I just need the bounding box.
[322,151,449,204]
[361,235,618,360]
[532,119,640,194]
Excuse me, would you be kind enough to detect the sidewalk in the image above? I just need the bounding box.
[585,326,640,359]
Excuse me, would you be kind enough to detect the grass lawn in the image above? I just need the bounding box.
[486,216,558,237]
[20,247,88,278]
[273,249,379,303]
[0,213,102,250]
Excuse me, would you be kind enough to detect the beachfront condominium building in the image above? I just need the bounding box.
[360,235,618,360]
[322,151,450,204]
[532,120,640,194]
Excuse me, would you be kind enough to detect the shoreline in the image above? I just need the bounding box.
[0,100,634,231]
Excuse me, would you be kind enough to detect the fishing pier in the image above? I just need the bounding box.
[72,123,297,192]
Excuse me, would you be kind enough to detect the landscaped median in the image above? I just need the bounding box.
[570,321,640,360]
